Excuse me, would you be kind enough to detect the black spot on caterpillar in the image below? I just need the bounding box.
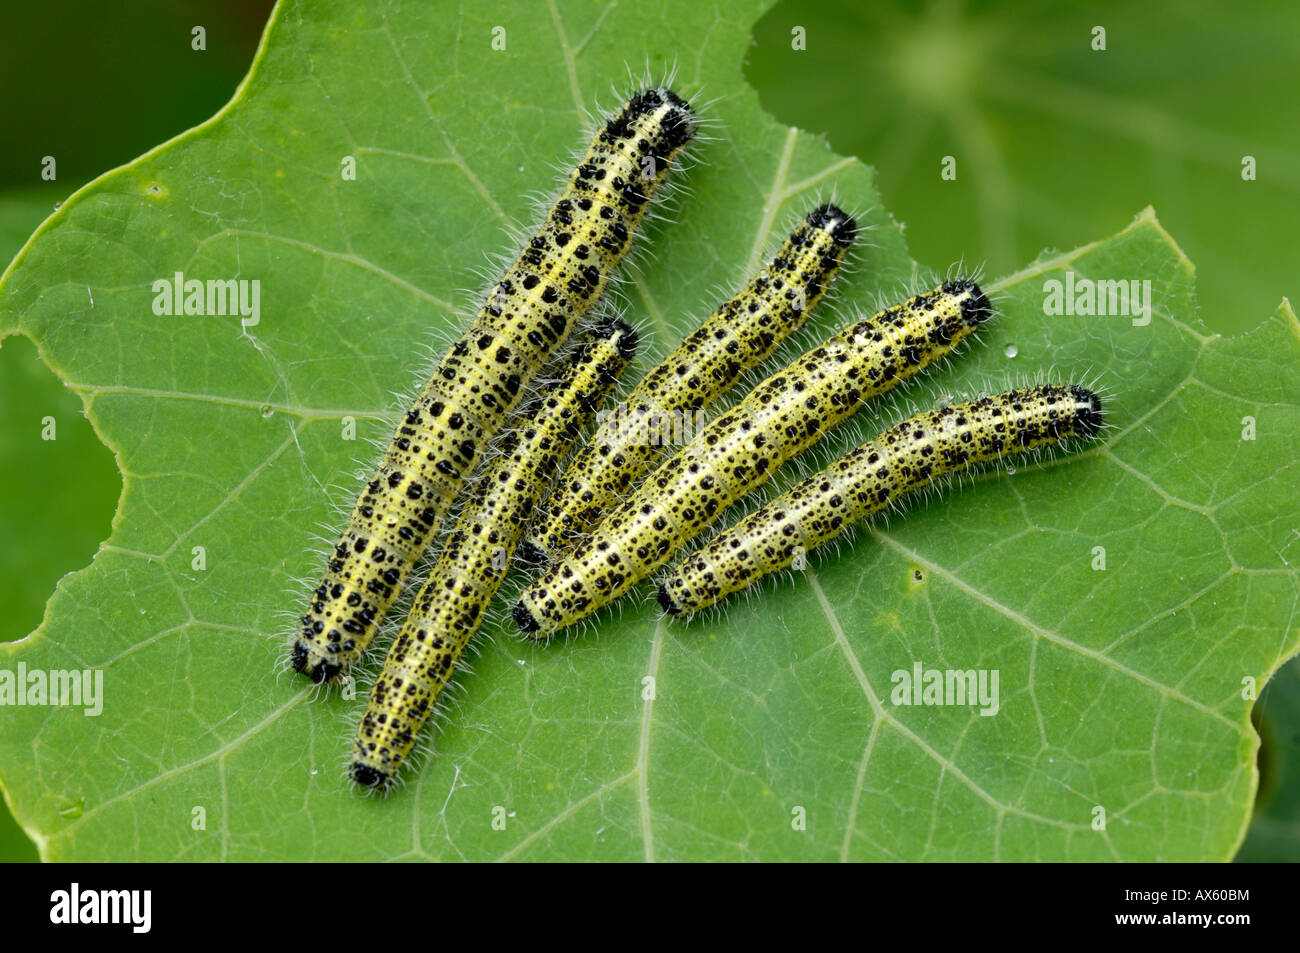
[349,321,637,791]
[658,384,1104,615]
[289,88,695,684]
[520,203,857,567]
[513,279,992,637]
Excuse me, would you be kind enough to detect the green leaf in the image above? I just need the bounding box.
[1,0,1295,861]
[0,190,115,863]
[748,0,1300,338]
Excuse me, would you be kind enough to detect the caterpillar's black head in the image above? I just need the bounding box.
[515,539,549,570]
[808,203,858,248]
[349,762,393,792]
[512,600,541,634]
[655,582,682,616]
[290,643,342,684]
[1070,385,1105,438]
[942,278,993,327]
[591,318,640,362]
[627,87,696,151]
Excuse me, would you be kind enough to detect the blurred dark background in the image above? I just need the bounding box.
[1,0,1295,862]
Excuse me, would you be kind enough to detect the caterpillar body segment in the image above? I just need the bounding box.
[350,321,637,791]
[521,203,858,566]
[290,88,695,684]
[659,385,1105,615]
[513,279,992,637]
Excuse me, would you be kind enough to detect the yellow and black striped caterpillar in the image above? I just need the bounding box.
[350,321,637,791]
[289,88,694,684]
[659,385,1105,615]
[520,203,857,566]
[513,279,992,637]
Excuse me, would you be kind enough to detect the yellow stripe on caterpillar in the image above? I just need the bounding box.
[350,320,637,791]
[289,88,694,684]
[513,279,992,638]
[658,385,1105,616]
[520,203,857,567]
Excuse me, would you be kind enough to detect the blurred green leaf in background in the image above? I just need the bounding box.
[747,0,1300,336]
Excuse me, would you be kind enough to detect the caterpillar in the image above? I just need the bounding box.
[658,385,1105,615]
[519,203,858,567]
[288,87,695,684]
[513,279,993,638]
[350,321,637,791]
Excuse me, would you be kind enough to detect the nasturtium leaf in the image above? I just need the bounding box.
[0,0,1295,861]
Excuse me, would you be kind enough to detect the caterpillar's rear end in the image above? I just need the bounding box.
[350,322,638,791]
